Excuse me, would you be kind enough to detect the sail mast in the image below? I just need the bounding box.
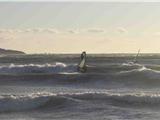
[134,49,140,63]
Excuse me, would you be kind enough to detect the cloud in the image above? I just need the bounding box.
[14,29,24,33]
[0,29,28,33]
[32,28,43,32]
[0,29,14,33]
[0,28,59,34]
[117,27,128,34]
[0,28,106,34]
[44,28,59,33]
[87,28,105,33]
[25,28,59,33]
[67,30,79,34]
[23,29,33,33]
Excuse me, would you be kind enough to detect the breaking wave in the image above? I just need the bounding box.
[118,66,160,76]
[1,92,160,112]
[121,62,143,67]
[0,62,77,74]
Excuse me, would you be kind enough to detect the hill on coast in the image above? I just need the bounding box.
[0,48,25,55]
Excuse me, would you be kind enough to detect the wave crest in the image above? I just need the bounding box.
[0,62,77,74]
[1,92,160,112]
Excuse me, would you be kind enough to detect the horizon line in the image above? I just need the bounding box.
[23,52,160,54]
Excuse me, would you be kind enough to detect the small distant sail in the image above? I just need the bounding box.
[77,51,87,72]
[133,49,140,63]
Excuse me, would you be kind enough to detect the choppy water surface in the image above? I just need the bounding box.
[0,54,160,120]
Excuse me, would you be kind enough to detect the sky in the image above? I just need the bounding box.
[0,2,160,53]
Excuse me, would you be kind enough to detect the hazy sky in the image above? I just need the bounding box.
[0,2,160,53]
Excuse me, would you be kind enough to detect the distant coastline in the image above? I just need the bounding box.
[0,48,25,55]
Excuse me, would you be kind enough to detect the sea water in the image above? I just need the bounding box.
[0,54,160,120]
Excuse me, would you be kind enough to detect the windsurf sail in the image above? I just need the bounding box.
[77,51,87,72]
[133,49,140,63]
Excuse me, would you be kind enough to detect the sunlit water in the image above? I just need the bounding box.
[0,54,160,120]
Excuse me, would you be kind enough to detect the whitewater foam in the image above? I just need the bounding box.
[0,62,77,74]
[0,92,160,112]
[122,62,143,67]
[119,66,160,75]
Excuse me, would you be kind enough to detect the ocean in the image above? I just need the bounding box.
[0,54,160,120]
